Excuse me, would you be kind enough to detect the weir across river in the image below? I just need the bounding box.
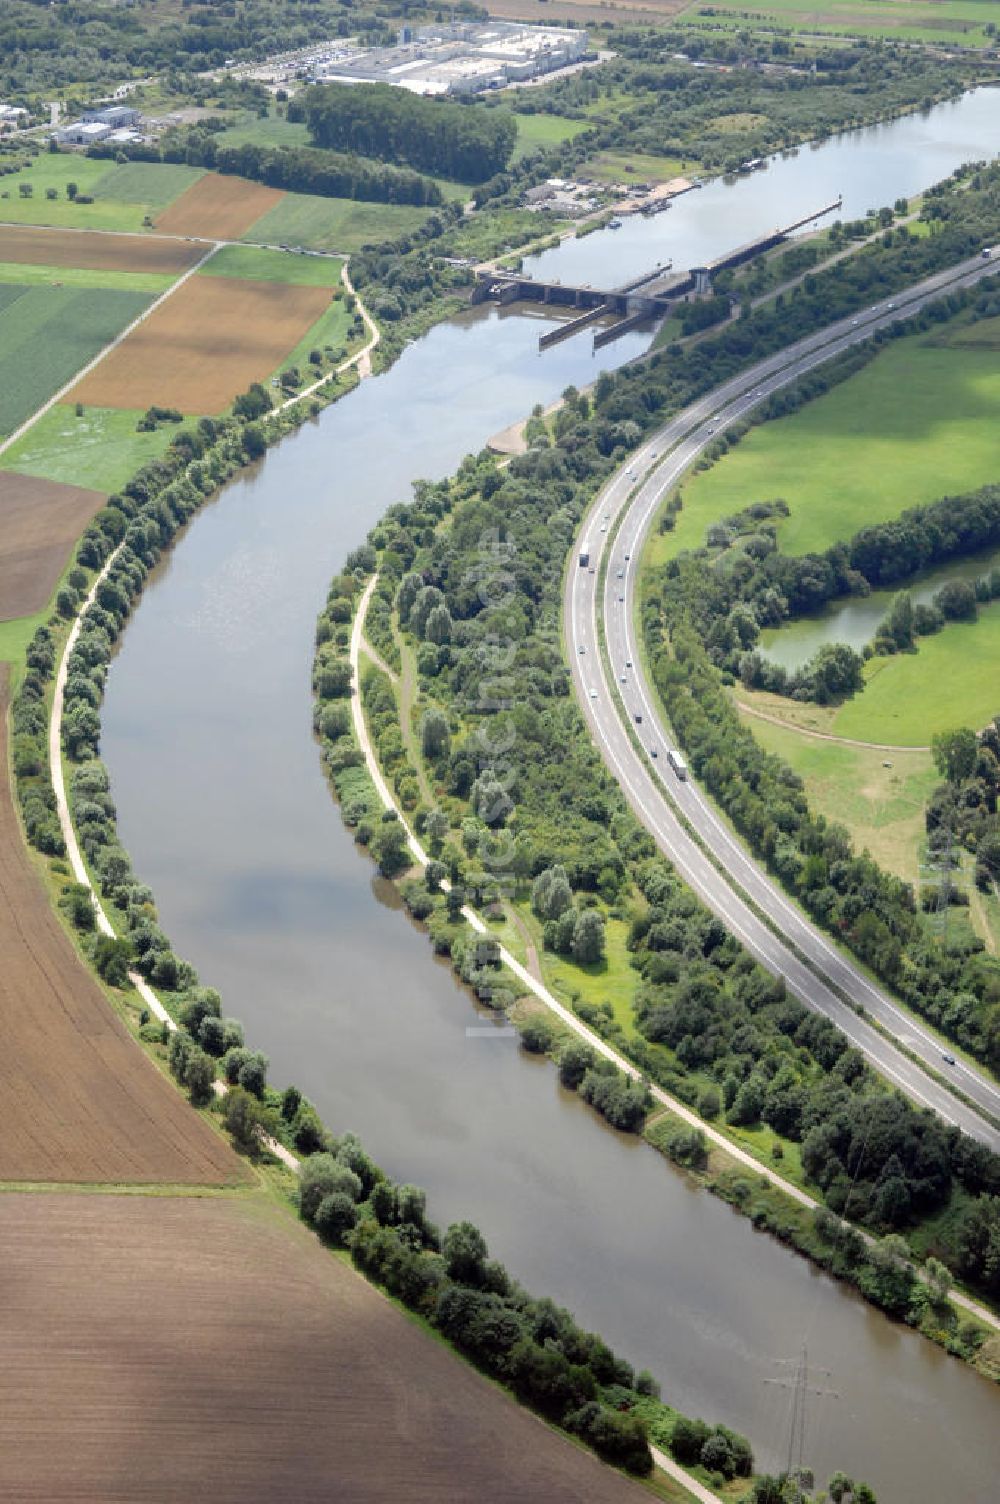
[472,197,843,350]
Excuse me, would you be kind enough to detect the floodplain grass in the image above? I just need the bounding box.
[217,113,311,150]
[833,602,1000,745]
[203,242,344,286]
[583,151,694,185]
[0,283,150,438]
[512,111,592,158]
[657,336,1000,567]
[0,258,173,294]
[1,404,195,494]
[736,701,937,883]
[243,190,434,253]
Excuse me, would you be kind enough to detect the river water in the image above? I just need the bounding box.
[101,93,1000,1501]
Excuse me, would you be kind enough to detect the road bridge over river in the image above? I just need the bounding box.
[473,197,843,351]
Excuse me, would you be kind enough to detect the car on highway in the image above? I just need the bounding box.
[650,746,658,757]
[635,712,642,723]
[943,1052,957,1066]
[600,523,607,533]
[578,645,586,654]
[618,594,624,602]
[589,689,597,699]
[617,569,624,578]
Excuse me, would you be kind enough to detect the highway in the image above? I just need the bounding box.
[566,251,1000,1150]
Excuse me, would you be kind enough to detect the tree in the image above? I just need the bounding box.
[932,727,978,785]
[313,1191,357,1245]
[421,710,450,762]
[300,1152,361,1224]
[531,865,572,921]
[93,934,132,987]
[884,590,914,649]
[571,908,605,964]
[443,1220,489,1285]
[923,1256,952,1304]
[184,1049,216,1106]
[425,603,452,645]
[221,1086,266,1154]
[374,817,409,877]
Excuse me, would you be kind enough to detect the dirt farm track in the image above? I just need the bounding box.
[70,273,330,413]
[0,1191,646,1504]
[0,668,240,1184]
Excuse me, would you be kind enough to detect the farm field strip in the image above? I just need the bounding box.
[155,172,285,239]
[0,471,105,622]
[69,271,332,414]
[0,258,174,293]
[0,669,240,1186]
[242,191,434,254]
[0,223,205,274]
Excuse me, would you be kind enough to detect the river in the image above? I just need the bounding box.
[101,93,1000,1502]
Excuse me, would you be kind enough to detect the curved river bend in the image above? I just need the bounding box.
[102,93,1000,1502]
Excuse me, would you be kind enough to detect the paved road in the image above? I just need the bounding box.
[566,252,1000,1149]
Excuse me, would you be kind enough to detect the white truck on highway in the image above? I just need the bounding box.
[579,542,590,567]
[667,749,688,780]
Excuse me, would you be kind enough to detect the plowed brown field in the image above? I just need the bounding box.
[0,472,104,621]
[0,670,240,1184]
[69,274,329,413]
[155,172,284,239]
[0,1191,646,1504]
[0,225,203,275]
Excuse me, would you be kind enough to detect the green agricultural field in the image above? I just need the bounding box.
[242,191,433,253]
[1,404,193,494]
[0,259,173,295]
[656,336,1000,566]
[90,161,204,208]
[0,285,150,439]
[203,243,344,286]
[736,702,936,882]
[833,604,1000,746]
[512,112,591,158]
[678,0,998,46]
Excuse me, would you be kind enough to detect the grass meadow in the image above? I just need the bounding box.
[1,404,192,493]
[652,336,1000,566]
[0,155,202,231]
[678,0,998,45]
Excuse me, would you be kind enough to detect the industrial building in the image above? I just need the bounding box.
[309,22,590,97]
[56,104,144,147]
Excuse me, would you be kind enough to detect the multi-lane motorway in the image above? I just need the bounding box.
[566,251,1000,1149]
